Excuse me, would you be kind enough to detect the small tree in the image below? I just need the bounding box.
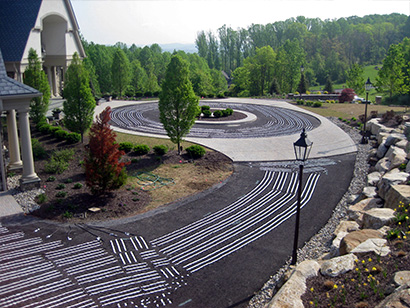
[297,71,307,94]
[323,75,334,94]
[339,88,355,103]
[159,55,199,155]
[112,48,131,97]
[85,107,127,195]
[346,63,365,95]
[24,48,50,123]
[63,52,96,143]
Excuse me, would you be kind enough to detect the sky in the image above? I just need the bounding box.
[71,0,410,47]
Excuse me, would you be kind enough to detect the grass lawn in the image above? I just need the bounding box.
[115,132,196,151]
[293,102,407,120]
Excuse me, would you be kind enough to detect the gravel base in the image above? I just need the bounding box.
[247,118,371,308]
[7,175,43,213]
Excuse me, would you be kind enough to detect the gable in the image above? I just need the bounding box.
[0,0,42,62]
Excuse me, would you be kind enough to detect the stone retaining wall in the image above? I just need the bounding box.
[264,118,410,308]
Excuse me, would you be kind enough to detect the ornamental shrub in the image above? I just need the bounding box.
[66,132,81,144]
[133,144,150,155]
[201,105,210,112]
[55,129,69,140]
[85,107,128,195]
[119,142,134,153]
[202,110,212,117]
[186,145,206,159]
[213,110,223,118]
[49,126,60,136]
[31,138,47,160]
[339,88,355,103]
[313,101,322,108]
[153,145,168,156]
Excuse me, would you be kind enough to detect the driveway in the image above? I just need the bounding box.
[0,99,357,308]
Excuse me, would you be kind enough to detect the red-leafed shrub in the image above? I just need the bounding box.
[339,88,355,103]
[85,107,128,195]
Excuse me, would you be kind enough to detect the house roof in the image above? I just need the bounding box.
[0,49,41,97]
[0,0,42,63]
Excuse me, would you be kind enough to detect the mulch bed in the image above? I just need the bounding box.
[29,127,230,223]
[301,238,410,308]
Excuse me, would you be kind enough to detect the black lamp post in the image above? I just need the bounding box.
[361,78,372,144]
[291,128,313,266]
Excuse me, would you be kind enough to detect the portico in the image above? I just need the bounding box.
[0,50,41,190]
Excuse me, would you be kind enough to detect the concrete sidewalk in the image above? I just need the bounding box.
[0,191,23,217]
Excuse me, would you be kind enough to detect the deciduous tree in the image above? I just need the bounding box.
[63,52,96,143]
[159,55,199,155]
[112,48,131,96]
[346,63,365,95]
[23,48,50,123]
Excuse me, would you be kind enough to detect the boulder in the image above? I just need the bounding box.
[333,220,360,236]
[350,238,390,257]
[330,231,348,257]
[362,208,396,229]
[385,133,407,147]
[377,142,389,159]
[265,260,320,308]
[406,160,410,173]
[347,198,383,223]
[362,186,378,198]
[375,157,390,173]
[339,229,383,255]
[377,169,410,199]
[385,146,408,170]
[375,288,410,308]
[320,254,358,277]
[395,139,408,151]
[384,184,410,210]
[394,271,410,287]
[367,171,382,186]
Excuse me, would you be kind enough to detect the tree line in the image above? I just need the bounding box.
[196,13,410,95]
[82,41,228,99]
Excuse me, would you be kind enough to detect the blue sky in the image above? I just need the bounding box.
[71,0,410,46]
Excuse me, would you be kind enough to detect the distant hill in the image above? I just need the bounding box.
[159,43,197,53]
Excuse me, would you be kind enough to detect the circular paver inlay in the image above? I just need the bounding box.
[110,101,321,139]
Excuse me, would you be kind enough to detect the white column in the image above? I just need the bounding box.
[47,66,53,97]
[6,110,22,169]
[52,66,58,97]
[17,107,40,185]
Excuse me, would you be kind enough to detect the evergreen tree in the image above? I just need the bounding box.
[297,71,307,94]
[324,75,334,93]
[159,55,199,155]
[85,107,127,195]
[112,48,131,96]
[63,52,96,143]
[23,48,50,123]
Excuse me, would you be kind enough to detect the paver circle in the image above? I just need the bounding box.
[109,101,321,139]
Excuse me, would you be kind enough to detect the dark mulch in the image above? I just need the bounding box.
[301,239,410,308]
[29,127,229,223]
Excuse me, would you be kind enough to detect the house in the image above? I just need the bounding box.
[0,0,86,97]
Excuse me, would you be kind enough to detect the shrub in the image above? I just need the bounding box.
[53,149,74,162]
[44,149,74,174]
[296,99,304,105]
[186,145,206,159]
[133,144,150,155]
[64,178,73,183]
[46,176,56,182]
[202,110,212,117]
[313,101,322,108]
[66,132,81,144]
[36,193,47,204]
[56,183,66,190]
[119,142,134,153]
[56,191,67,198]
[48,126,60,136]
[62,210,73,218]
[153,145,168,156]
[213,110,223,118]
[55,129,69,140]
[201,105,210,112]
[339,88,355,103]
[73,183,83,189]
[225,108,233,116]
[31,138,47,160]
